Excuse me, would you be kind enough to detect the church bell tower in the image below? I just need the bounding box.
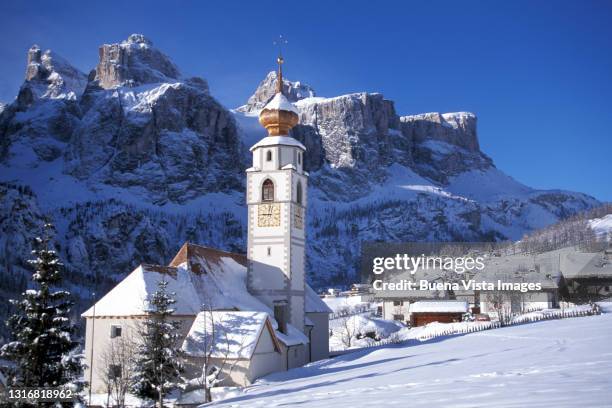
[246,56,307,333]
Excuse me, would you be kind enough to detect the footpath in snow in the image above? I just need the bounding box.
[210,306,612,408]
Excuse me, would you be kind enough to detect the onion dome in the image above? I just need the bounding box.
[258,56,299,136]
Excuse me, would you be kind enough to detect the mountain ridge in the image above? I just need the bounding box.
[0,34,600,339]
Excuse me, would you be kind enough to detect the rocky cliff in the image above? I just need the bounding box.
[0,34,600,340]
[1,35,244,205]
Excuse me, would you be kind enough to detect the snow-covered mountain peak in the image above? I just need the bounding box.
[94,33,192,90]
[237,71,315,113]
[20,44,87,102]
[122,33,154,47]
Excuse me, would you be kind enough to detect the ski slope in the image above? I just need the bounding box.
[211,309,612,408]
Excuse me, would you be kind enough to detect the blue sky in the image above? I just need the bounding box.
[0,0,610,201]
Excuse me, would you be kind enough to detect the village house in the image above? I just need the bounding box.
[82,58,332,395]
[375,245,612,325]
[408,300,469,326]
[375,251,564,324]
[376,267,459,325]
[558,246,612,301]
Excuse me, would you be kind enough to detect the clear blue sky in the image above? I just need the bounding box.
[1,0,610,201]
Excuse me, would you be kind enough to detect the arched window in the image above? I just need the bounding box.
[262,179,274,202]
[266,150,272,162]
[297,152,302,165]
[296,181,303,205]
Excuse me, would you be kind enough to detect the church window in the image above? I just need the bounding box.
[110,325,122,338]
[266,150,272,162]
[267,247,271,256]
[296,182,303,205]
[298,152,302,165]
[262,179,274,202]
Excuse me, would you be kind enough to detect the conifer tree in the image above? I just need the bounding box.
[0,223,82,394]
[131,280,183,407]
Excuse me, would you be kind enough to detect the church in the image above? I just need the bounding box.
[82,57,331,393]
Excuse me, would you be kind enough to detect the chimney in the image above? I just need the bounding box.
[274,300,288,334]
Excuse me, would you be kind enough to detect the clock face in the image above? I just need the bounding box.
[294,206,304,229]
[257,203,281,227]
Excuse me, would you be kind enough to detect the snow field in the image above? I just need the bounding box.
[211,306,612,408]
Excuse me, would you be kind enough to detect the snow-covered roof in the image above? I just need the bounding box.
[559,248,612,279]
[82,242,320,345]
[262,92,299,114]
[81,264,188,317]
[275,324,310,346]
[250,135,306,151]
[410,300,469,313]
[474,252,562,290]
[181,311,278,359]
[305,285,333,313]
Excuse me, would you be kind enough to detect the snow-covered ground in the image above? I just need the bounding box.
[322,296,372,313]
[589,214,612,240]
[211,307,612,407]
[329,314,403,351]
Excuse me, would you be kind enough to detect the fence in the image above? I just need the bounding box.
[329,305,374,320]
[330,305,601,355]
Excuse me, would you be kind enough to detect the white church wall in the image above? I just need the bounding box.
[281,343,308,370]
[247,172,292,203]
[306,312,330,361]
[248,328,284,383]
[85,316,194,393]
[261,147,280,171]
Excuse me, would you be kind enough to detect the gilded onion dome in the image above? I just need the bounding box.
[258,56,299,136]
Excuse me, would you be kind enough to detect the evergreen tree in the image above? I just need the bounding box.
[0,223,82,397]
[131,280,183,407]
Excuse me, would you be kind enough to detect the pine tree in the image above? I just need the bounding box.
[131,280,183,407]
[0,223,82,397]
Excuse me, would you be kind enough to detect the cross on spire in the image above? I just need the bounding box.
[273,35,288,94]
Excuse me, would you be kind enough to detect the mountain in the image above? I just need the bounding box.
[237,70,315,114]
[0,34,600,339]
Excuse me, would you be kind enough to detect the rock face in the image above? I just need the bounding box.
[21,45,88,103]
[290,93,405,200]
[95,34,196,90]
[287,93,490,199]
[402,113,492,184]
[65,80,242,203]
[237,71,315,113]
[0,46,85,161]
[78,35,239,203]
[401,112,479,152]
[295,93,400,171]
